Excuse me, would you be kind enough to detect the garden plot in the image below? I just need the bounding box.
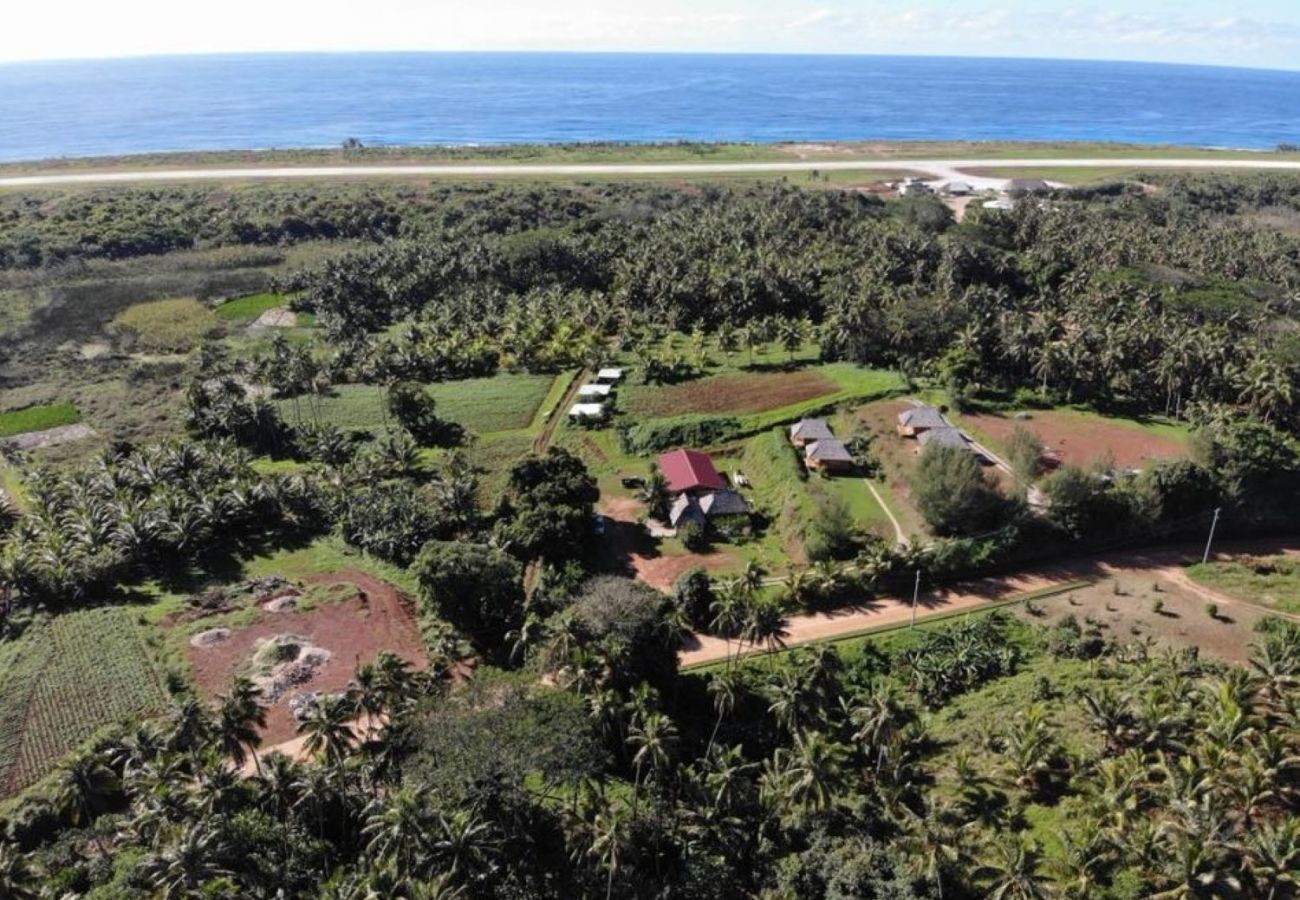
[623,369,839,418]
[0,608,169,794]
[277,372,561,435]
[182,572,426,742]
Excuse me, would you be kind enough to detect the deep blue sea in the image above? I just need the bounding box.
[0,53,1298,162]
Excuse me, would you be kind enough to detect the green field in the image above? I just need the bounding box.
[1186,555,1300,614]
[279,372,561,435]
[214,292,288,321]
[0,402,81,437]
[110,297,218,352]
[5,139,1298,178]
[0,608,169,793]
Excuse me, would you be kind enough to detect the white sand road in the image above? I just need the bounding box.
[4,157,1300,189]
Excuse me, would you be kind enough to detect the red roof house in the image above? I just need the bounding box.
[657,449,727,494]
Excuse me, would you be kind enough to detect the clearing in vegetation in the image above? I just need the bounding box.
[109,297,218,352]
[958,407,1189,472]
[1186,552,1300,615]
[0,401,81,438]
[181,572,426,743]
[0,607,169,794]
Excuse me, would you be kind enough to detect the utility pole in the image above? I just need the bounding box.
[911,569,921,627]
[1202,507,1222,565]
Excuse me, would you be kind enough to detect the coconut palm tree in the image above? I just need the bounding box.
[299,693,357,769]
[215,675,266,775]
[141,824,232,899]
[362,786,432,876]
[628,711,678,812]
[976,836,1051,900]
[0,842,39,900]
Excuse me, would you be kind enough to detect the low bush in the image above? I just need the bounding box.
[619,414,742,454]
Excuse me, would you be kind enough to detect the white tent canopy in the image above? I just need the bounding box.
[568,402,607,419]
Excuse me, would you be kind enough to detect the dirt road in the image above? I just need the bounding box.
[5,157,1300,189]
[679,538,1300,668]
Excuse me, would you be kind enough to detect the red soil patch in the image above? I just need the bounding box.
[598,495,740,591]
[183,571,426,744]
[627,370,838,418]
[963,410,1187,471]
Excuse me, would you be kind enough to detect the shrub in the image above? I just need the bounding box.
[909,444,1010,536]
[413,541,524,650]
[619,415,742,455]
[678,520,709,552]
[1205,602,1220,620]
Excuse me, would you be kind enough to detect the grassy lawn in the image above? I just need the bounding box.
[1186,555,1300,614]
[278,372,561,435]
[213,292,286,321]
[110,297,218,352]
[0,402,81,438]
[961,165,1149,184]
[0,607,170,794]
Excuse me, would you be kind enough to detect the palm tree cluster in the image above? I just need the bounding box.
[276,180,1300,437]
[5,589,1300,898]
[0,440,321,605]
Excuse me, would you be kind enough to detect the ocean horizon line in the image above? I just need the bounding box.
[2,48,1299,77]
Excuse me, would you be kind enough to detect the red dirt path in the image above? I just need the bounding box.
[962,410,1187,470]
[183,571,426,743]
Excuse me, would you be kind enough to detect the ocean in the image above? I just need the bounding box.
[0,53,1298,162]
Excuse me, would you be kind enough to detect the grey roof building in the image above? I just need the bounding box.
[898,406,948,432]
[917,427,970,450]
[805,438,855,466]
[790,418,835,446]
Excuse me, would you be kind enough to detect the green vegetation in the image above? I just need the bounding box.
[277,373,558,435]
[213,292,287,321]
[4,163,1300,898]
[0,608,168,793]
[1187,554,1300,614]
[0,402,80,438]
[109,297,218,352]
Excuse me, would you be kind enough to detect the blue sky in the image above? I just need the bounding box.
[4,0,1300,70]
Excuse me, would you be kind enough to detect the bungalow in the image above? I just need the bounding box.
[896,405,948,437]
[577,383,612,399]
[940,181,974,196]
[567,402,607,422]
[789,417,835,448]
[668,489,750,527]
[595,367,624,384]
[805,438,855,472]
[917,426,970,451]
[658,448,727,495]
